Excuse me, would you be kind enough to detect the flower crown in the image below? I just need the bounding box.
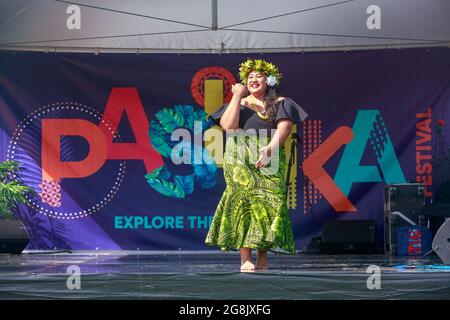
[238,58,282,87]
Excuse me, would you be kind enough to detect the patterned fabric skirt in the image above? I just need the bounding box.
[205,132,296,255]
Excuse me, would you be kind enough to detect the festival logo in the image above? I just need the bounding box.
[302,110,407,212]
[7,66,430,220]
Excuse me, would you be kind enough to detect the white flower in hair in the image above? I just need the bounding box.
[266,75,278,87]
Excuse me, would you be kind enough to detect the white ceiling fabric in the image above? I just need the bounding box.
[0,0,448,52]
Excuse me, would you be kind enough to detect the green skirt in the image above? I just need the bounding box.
[205,132,296,255]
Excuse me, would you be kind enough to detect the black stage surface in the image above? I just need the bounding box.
[0,251,449,299]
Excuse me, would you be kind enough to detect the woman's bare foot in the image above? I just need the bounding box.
[240,260,256,272]
[255,264,268,271]
[256,250,268,271]
[256,264,268,271]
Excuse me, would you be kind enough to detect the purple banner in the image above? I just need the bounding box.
[0,48,449,250]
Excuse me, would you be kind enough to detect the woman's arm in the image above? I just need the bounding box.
[256,119,293,168]
[220,84,248,130]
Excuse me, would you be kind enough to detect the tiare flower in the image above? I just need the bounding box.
[266,75,278,87]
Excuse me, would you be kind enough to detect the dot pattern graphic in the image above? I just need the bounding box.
[6,102,126,220]
[303,120,323,214]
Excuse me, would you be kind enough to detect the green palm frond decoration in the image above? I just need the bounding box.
[148,130,172,158]
[174,105,194,127]
[145,174,185,198]
[0,160,33,220]
[156,107,184,132]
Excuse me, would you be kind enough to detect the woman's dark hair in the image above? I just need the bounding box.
[265,86,281,122]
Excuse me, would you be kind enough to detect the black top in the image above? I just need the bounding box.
[209,97,308,131]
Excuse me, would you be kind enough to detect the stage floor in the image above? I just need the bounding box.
[0,251,449,299]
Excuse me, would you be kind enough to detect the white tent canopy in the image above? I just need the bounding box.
[0,0,449,53]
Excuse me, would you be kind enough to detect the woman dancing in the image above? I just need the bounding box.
[205,58,308,272]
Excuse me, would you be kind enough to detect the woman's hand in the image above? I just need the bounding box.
[220,84,246,130]
[232,83,248,97]
[255,146,271,168]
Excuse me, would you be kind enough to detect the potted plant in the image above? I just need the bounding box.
[0,160,33,254]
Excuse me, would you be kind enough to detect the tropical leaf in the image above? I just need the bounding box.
[174,174,195,195]
[0,160,20,180]
[145,105,220,198]
[174,105,194,125]
[158,166,172,180]
[145,166,164,179]
[149,130,172,157]
[194,160,217,190]
[192,107,207,122]
[149,118,168,137]
[203,115,216,129]
[156,107,184,132]
[0,162,33,219]
[145,176,185,198]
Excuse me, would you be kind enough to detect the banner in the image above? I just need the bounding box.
[1,48,449,250]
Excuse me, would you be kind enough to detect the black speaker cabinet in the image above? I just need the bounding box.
[0,220,29,254]
[321,220,377,254]
[384,183,425,254]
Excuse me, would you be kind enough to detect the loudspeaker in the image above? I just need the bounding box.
[432,219,450,265]
[321,220,377,254]
[0,220,29,254]
[384,183,425,254]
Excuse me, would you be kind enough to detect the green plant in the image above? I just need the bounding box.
[0,160,33,220]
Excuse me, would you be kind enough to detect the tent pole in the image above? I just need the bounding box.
[211,0,218,31]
